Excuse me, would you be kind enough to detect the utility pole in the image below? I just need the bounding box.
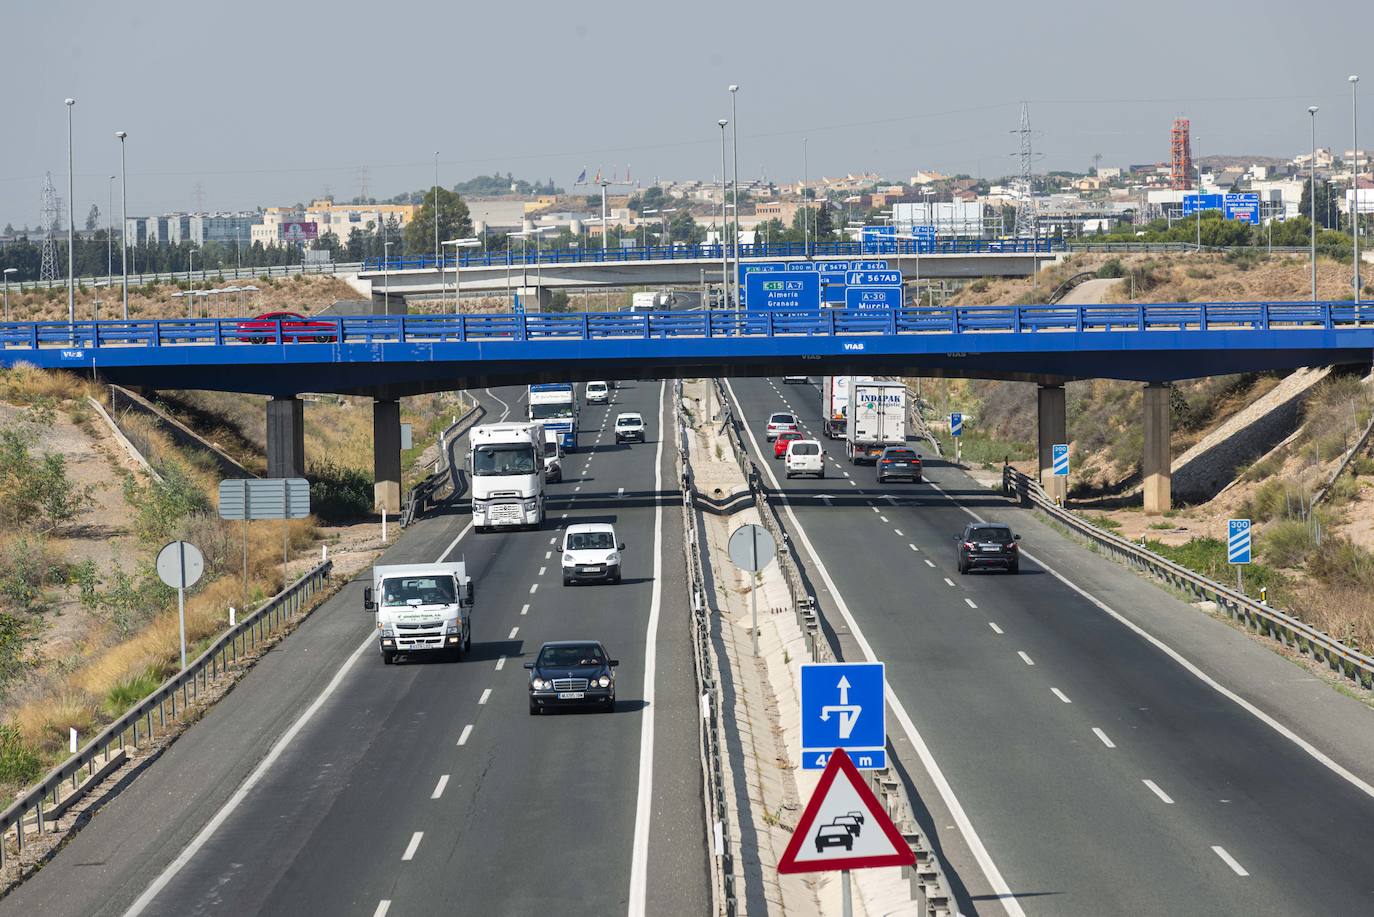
[65,98,76,326]
[1310,106,1320,302]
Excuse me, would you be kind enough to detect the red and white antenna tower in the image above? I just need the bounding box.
[1170,118,1194,190]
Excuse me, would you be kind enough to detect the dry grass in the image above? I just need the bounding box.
[7,275,358,323]
[1100,252,1356,304]
[0,363,92,404]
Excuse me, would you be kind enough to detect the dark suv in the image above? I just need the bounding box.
[876,446,922,483]
[955,523,1021,574]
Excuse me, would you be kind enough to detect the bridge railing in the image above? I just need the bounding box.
[0,301,1369,353]
[359,237,1064,272]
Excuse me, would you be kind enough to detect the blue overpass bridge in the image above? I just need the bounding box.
[6,300,1368,515]
[356,239,1064,302]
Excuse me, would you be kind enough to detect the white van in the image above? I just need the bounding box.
[785,439,825,479]
[585,381,609,404]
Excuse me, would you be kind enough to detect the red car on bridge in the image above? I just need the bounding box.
[236,311,338,344]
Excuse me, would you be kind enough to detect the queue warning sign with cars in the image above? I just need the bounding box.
[777,748,915,874]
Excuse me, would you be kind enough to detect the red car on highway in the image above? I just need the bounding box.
[773,430,803,458]
[236,311,338,344]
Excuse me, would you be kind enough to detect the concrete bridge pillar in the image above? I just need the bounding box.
[373,398,402,514]
[516,287,552,312]
[1037,383,1067,504]
[1142,382,1172,515]
[266,396,305,479]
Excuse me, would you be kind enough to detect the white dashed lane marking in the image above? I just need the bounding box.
[1051,687,1071,703]
[373,901,391,917]
[508,627,519,639]
[401,832,423,861]
[431,775,449,799]
[457,725,473,746]
[1211,846,1249,876]
[924,559,936,568]
[988,622,1004,634]
[479,688,492,705]
[520,604,530,615]
[943,577,955,587]
[1092,728,1116,749]
[964,598,977,609]
[495,656,506,671]
[1143,779,1174,804]
[1018,651,1035,666]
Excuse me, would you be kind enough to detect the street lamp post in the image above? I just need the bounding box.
[65,98,75,326]
[433,152,441,276]
[1196,162,1203,252]
[188,249,198,286]
[3,268,16,321]
[443,237,480,309]
[383,241,393,315]
[107,175,115,302]
[718,119,730,312]
[1310,105,1320,302]
[729,84,741,311]
[1351,75,1361,309]
[803,137,810,254]
[116,131,128,319]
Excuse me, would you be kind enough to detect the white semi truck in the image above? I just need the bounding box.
[365,561,475,665]
[528,383,578,451]
[820,375,871,440]
[845,380,907,463]
[469,422,545,531]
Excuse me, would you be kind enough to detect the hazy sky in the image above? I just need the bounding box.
[3,0,1369,226]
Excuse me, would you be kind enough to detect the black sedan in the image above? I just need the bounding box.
[526,640,619,714]
[955,523,1021,574]
[876,446,922,483]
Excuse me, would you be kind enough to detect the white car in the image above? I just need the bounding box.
[782,375,808,384]
[615,412,646,443]
[561,523,625,585]
[543,430,563,483]
[765,412,799,441]
[785,439,824,478]
[585,381,609,404]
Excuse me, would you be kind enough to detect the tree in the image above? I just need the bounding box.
[402,187,473,256]
[1300,179,1341,229]
[813,203,835,239]
[85,205,100,232]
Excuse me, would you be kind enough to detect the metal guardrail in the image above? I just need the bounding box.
[1312,409,1374,508]
[0,558,333,867]
[1066,242,1311,254]
[1002,465,1374,688]
[674,381,736,916]
[7,300,1373,355]
[400,393,482,529]
[361,238,1065,272]
[13,260,361,293]
[1046,270,1100,304]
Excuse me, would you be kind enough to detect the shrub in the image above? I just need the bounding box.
[309,460,373,522]
[1097,258,1125,279]
[1261,519,1316,567]
[103,668,163,717]
[1307,536,1374,588]
[0,724,42,785]
[123,463,213,543]
[968,278,990,293]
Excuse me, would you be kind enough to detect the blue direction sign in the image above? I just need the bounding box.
[1182,194,1224,215]
[738,262,786,307]
[851,260,890,271]
[815,260,851,273]
[844,286,901,310]
[801,662,886,770]
[909,224,936,241]
[821,273,848,303]
[1052,443,1069,476]
[847,270,902,287]
[1223,193,1261,225]
[787,262,817,272]
[950,412,963,437]
[1228,519,1252,564]
[861,225,897,254]
[744,270,821,311]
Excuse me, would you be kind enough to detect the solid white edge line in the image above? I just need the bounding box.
[721,379,1027,917]
[627,380,666,917]
[123,475,479,915]
[431,774,450,799]
[1211,845,1250,876]
[922,477,1374,802]
[401,831,423,861]
[1142,779,1174,804]
[484,387,511,422]
[1092,727,1116,749]
[1051,687,1072,704]
[122,628,379,915]
[457,724,473,746]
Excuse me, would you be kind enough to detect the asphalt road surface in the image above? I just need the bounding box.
[722,375,1374,917]
[4,382,708,917]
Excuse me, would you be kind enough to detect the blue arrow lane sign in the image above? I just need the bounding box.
[1228,519,1252,564]
[1052,443,1069,476]
[950,412,963,437]
[801,662,886,770]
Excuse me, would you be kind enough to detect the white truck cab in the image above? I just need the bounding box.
[469,422,545,531]
[365,562,475,664]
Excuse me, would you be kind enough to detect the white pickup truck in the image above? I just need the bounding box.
[366,562,475,665]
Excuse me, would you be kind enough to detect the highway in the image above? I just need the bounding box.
[3,383,708,917]
[721,375,1374,917]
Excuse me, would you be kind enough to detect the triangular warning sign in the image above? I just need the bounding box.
[778,748,916,874]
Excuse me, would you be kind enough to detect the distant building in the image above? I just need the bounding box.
[125,212,254,247]
[754,201,803,224]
